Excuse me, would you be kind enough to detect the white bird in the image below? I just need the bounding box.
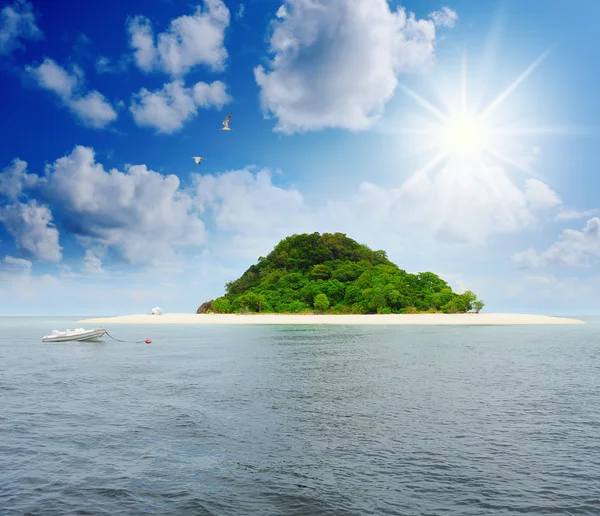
[192,156,205,165]
[221,111,232,131]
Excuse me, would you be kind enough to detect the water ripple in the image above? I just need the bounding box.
[1,318,600,514]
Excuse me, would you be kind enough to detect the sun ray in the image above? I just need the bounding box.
[476,155,526,226]
[400,139,448,161]
[485,147,537,176]
[387,39,584,184]
[491,125,598,137]
[461,53,468,113]
[418,150,449,175]
[386,127,438,136]
[398,84,448,123]
[381,126,444,159]
[471,4,507,112]
[402,150,449,191]
[481,47,554,119]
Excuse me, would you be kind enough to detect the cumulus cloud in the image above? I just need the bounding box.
[69,91,120,128]
[42,145,207,266]
[555,208,599,221]
[254,0,446,134]
[513,217,600,268]
[0,270,60,306]
[26,57,76,96]
[524,178,561,208]
[190,166,315,261]
[127,0,230,76]
[3,255,32,269]
[429,7,458,28]
[519,146,541,171]
[127,16,156,71]
[236,4,245,20]
[82,249,104,274]
[130,79,231,133]
[192,159,563,257]
[367,161,562,244]
[0,158,43,201]
[193,166,310,234]
[0,200,62,262]
[506,273,597,306]
[95,54,130,74]
[95,56,112,74]
[25,58,117,128]
[0,0,42,56]
[0,145,570,273]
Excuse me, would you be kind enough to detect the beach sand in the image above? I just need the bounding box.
[78,313,585,325]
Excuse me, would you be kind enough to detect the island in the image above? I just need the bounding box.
[79,232,584,325]
[198,232,484,315]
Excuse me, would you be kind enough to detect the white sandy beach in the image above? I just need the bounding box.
[78,313,585,325]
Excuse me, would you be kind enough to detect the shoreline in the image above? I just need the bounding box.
[77,313,585,325]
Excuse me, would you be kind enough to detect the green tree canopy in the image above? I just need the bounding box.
[197,232,484,315]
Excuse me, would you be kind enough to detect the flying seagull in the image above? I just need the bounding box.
[221,112,232,131]
[192,156,205,165]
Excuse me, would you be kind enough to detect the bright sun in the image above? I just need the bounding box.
[394,48,564,174]
[441,114,489,156]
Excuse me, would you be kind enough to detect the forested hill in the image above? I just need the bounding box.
[197,232,484,315]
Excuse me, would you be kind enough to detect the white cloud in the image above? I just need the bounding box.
[524,178,561,208]
[193,166,310,234]
[26,58,117,128]
[127,0,230,76]
[192,159,561,257]
[236,4,245,19]
[95,54,130,74]
[0,158,43,201]
[555,208,599,221]
[275,5,287,19]
[82,249,104,274]
[0,249,243,315]
[506,273,597,304]
[519,146,541,171]
[453,278,468,294]
[513,217,600,268]
[0,200,62,262]
[0,0,42,56]
[254,0,444,134]
[192,79,231,107]
[372,161,560,244]
[0,144,568,276]
[95,56,112,74]
[190,166,318,262]
[127,16,156,71]
[42,145,207,266]
[0,270,60,304]
[3,255,32,269]
[26,57,77,96]
[130,79,231,133]
[69,91,120,128]
[429,7,458,28]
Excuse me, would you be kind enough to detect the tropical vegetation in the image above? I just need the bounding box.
[197,232,484,315]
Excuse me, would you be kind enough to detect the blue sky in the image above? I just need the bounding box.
[1,0,600,316]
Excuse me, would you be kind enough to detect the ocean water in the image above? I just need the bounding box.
[1,316,600,515]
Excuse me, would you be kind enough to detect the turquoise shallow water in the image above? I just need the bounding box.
[1,316,600,515]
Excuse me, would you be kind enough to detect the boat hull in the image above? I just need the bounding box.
[42,328,108,343]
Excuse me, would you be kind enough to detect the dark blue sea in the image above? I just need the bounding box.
[1,316,600,515]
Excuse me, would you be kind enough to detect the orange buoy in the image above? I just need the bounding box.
[145,338,152,344]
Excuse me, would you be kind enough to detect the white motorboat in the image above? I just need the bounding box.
[42,328,107,343]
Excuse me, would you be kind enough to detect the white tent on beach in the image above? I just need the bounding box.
[151,306,163,315]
